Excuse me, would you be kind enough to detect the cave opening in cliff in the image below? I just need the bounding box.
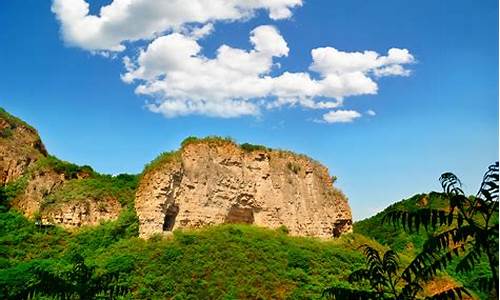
[162,204,179,232]
[225,206,255,224]
[332,219,352,238]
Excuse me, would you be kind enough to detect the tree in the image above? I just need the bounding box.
[383,162,499,296]
[323,245,469,299]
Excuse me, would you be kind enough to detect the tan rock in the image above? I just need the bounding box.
[0,110,47,185]
[41,197,121,228]
[136,139,352,238]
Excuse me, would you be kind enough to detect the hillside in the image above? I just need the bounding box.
[0,206,380,299]
[354,192,495,299]
[0,107,494,299]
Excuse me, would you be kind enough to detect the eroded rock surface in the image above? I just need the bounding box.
[0,110,47,185]
[1,108,122,228]
[136,140,352,238]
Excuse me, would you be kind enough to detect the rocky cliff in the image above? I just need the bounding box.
[0,108,126,228]
[136,138,352,238]
[0,108,47,185]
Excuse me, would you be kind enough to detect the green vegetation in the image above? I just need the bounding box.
[30,155,94,180]
[383,162,499,298]
[240,142,268,152]
[0,127,13,138]
[42,174,138,209]
[180,135,235,148]
[0,205,384,299]
[142,150,181,175]
[287,162,301,174]
[0,107,36,132]
[354,194,494,299]
[324,245,469,299]
[353,163,499,299]
[354,193,448,254]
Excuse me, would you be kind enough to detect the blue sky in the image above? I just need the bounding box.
[0,0,498,220]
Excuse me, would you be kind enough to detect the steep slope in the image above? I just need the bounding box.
[0,108,47,185]
[136,137,352,238]
[0,108,135,228]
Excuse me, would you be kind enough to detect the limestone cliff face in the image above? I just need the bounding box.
[136,140,352,238]
[1,108,122,228]
[0,109,47,185]
[10,166,121,228]
[40,197,121,228]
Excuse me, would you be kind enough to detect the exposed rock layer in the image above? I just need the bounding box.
[136,140,352,238]
[1,109,121,228]
[0,112,47,185]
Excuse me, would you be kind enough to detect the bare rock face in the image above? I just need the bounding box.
[10,168,65,217]
[136,139,352,238]
[40,197,121,228]
[0,109,47,185]
[1,108,122,228]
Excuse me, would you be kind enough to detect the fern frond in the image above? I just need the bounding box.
[455,244,482,273]
[422,226,474,253]
[439,172,464,196]
[348,269,371,283]
[424,286,470,300]
[383,209,453,233]
[382,250,399,275]
[322,287,385,300]
[470,275,495,292]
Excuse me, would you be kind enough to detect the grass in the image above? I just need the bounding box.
[0,207,379,300]
[41,173,138,209]
[0,107,36,132]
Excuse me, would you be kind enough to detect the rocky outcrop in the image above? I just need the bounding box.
[136,139,352,238]
[10,168,65,217]
[1,108,122,228]
[0,109,47,185]
[40,197,121,228]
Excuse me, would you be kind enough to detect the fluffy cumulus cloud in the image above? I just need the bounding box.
[51,0,415,122]
[51,0,302,51]
[122,26,414,118]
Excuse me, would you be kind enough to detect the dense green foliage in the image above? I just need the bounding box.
[354,193,448,254]
[382,163,499,299]
[324,245,470,299]
[43,174,138,208]
[354,194,494,299]
[0,207,385,299]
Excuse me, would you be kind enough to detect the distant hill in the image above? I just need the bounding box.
[354,192,495,299]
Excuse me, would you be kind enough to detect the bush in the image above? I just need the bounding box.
[240,143,268,152]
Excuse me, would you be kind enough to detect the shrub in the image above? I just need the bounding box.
[287,162,301,174]
[240,143,268,152]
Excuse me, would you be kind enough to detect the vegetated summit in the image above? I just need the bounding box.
[0,108,351,238]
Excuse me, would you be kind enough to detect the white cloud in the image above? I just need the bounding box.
[51,0,303,51]
[322,110,362,123]
[366,109,376,116]
[122,25,414,118]
[51,1,415,122]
